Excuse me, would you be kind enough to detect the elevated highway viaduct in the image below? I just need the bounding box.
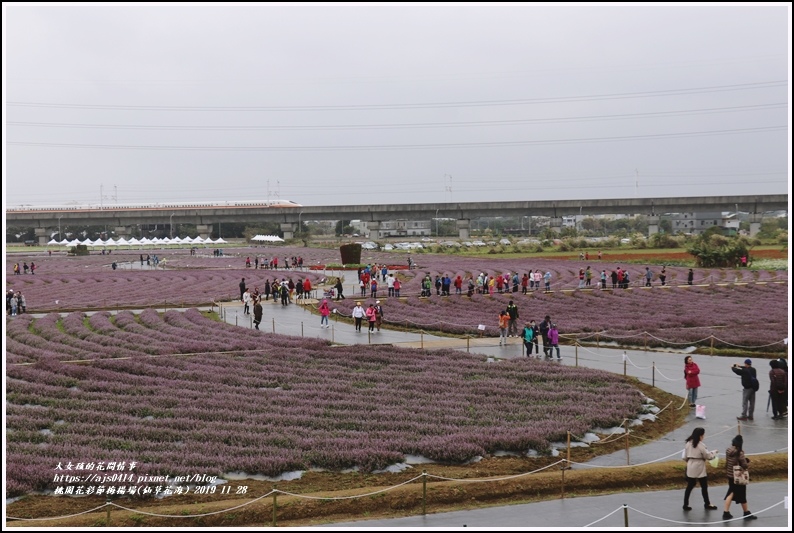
[7,194,788,244]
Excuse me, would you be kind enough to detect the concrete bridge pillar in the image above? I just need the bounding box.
[456,219,471,240]
[114,226,131,237]
[280,223,296,240]
[34,228,49,245]
[647,216,660,236]
[749,214,763,237]
[550,218,563,234]
[196,224,212,240]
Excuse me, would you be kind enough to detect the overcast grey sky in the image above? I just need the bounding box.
[3,3,791,207]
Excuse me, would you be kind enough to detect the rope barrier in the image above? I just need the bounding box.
[566,448,683,469]
[6,448,787,523]
[644,332,714,345]
[426,460,565,482]
[654,368,684,382]
[623,353,654,370]
[622,498,785,526]
[582,504,626,527]
[6,503,110,521]
[274,475,422,500]
[108,492,272,517]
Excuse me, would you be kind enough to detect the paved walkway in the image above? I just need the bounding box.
[321,481,790,528]
[217,294,790,529]
[42,289,789,529]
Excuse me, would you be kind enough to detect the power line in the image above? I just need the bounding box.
[7,126,786,152]
[5,81,787,111]
[6,103,787,131]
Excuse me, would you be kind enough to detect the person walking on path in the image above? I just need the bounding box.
[659,266,667,286]
[370,278,378,299]
[334,278,345,300]
[548,323,561,360]
[522,321,536,356]
[498,311,509,346]
[687,269,694,285]
[732,359,758,421]
[768,360,787,420]
[365,304,377,332]
[374,300,384,332]
[253,298,263,330]
[280,282,290,306]
[645,266,653,287]
[352,301,365,332]
[506,301,519,337]
[722,434,757,520]
[239,278,246,302]
[242,288,251,315]
[319,299,331,328]
[527,320,540,356]
[539,315,551,357]
[684,355,701,407]
[682,427,719,511]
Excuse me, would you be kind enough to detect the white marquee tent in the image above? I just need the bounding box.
[251,234,285,243]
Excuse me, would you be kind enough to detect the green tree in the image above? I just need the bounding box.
[648,232,680,249]
[335,220,354,236]
[687,233,751,268]
[580,217,604,234]
[757,219,786,240]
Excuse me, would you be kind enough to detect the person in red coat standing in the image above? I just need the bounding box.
[685,355,701,408]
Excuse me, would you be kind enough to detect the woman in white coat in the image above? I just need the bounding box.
[682,427,718,511]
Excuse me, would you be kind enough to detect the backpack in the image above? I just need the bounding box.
[751,376,760,392]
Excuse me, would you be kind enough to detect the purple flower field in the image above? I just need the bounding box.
[5,309,644,497]
[6,248,788,351]
[334,282,788,352]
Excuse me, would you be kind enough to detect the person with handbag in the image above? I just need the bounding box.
[722,435,757,520]
[682,427,718,511]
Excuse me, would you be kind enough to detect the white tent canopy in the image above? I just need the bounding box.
[251,234,285,243]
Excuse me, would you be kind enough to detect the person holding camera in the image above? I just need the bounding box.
[732,359,758,421]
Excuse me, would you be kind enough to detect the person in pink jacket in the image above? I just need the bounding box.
[365,304,377,332]
[684,355,701,408]
[319,299,331,328]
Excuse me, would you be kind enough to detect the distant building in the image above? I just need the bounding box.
[669,212,740,236]
[355,219,431,238]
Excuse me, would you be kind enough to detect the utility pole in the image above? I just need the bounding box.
[444,174,453,202]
